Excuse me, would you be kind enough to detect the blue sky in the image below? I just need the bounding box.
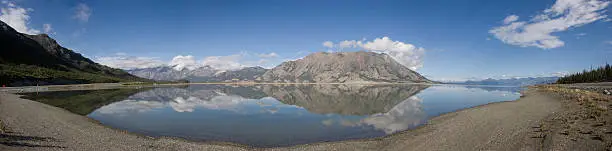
[1,0,612,81]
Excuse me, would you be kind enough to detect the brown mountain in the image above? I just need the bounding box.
[260,51,431,83]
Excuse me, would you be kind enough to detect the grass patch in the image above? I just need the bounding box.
[0,64,148,86]
[535,85,610,118]
[0,120,5,133]
[532,85,612,148]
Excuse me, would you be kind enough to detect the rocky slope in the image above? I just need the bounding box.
[260,51,431,83]
[0,20,146,86]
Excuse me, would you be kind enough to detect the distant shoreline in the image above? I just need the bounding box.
[0,82,438,93]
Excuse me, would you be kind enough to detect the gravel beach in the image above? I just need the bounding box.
[0,86,599,151]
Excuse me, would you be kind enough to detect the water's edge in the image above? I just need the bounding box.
[8,84,524,148]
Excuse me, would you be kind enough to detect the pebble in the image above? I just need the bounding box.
[592,122,605,127]
[590,136,603,141]
[530,133,546,138]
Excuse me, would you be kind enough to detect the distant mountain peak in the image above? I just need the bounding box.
[126,64,268,82]
[170,64,203,71]
[261,51,430,83]
[455,76,559,86]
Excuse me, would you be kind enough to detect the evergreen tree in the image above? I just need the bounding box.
[556,64,612,84]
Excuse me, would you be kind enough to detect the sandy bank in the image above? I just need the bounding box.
[0,88,565,151]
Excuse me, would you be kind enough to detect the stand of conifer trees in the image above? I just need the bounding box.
[556,64,612,84]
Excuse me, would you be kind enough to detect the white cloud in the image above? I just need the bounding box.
[0,1,41,34]
[201,53,246,71]
[551,71,570,77]
[169,55,199,70]
[94,54,165,69]
[282,57,302,62]
[95,88,258,114]
[257,52,279,58]
[362,96,425,134]
[95,99,166,115]
[322,41,334,48]
[73,3,91,23]
[362,37,426,70]
[605,41,612,45]
[489,0,610,49]
[338,40,363,49]
[94,51,282,70]
[201,52,283,70]
[325,37,426,70]
[42,23,53,34]
[170,95,251,112]
[331,96,426,134]
[503,15,519,24]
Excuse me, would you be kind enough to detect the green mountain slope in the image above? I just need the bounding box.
[0,20,147,86]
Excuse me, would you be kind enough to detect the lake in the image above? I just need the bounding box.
[21,84,521,147]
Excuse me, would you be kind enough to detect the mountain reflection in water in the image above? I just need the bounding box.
[22,84,520,147]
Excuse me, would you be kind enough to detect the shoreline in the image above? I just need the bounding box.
[0,85,587,150]
[0,82,438,93]
[0,82,523,95]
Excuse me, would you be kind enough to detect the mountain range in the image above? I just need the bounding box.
[126,66,268,82]
[450,77,560,86]
[0,20,146,86]
[1,19,431,85]
[127,52,432,83]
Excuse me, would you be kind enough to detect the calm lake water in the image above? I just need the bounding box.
[22,84,521,147]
